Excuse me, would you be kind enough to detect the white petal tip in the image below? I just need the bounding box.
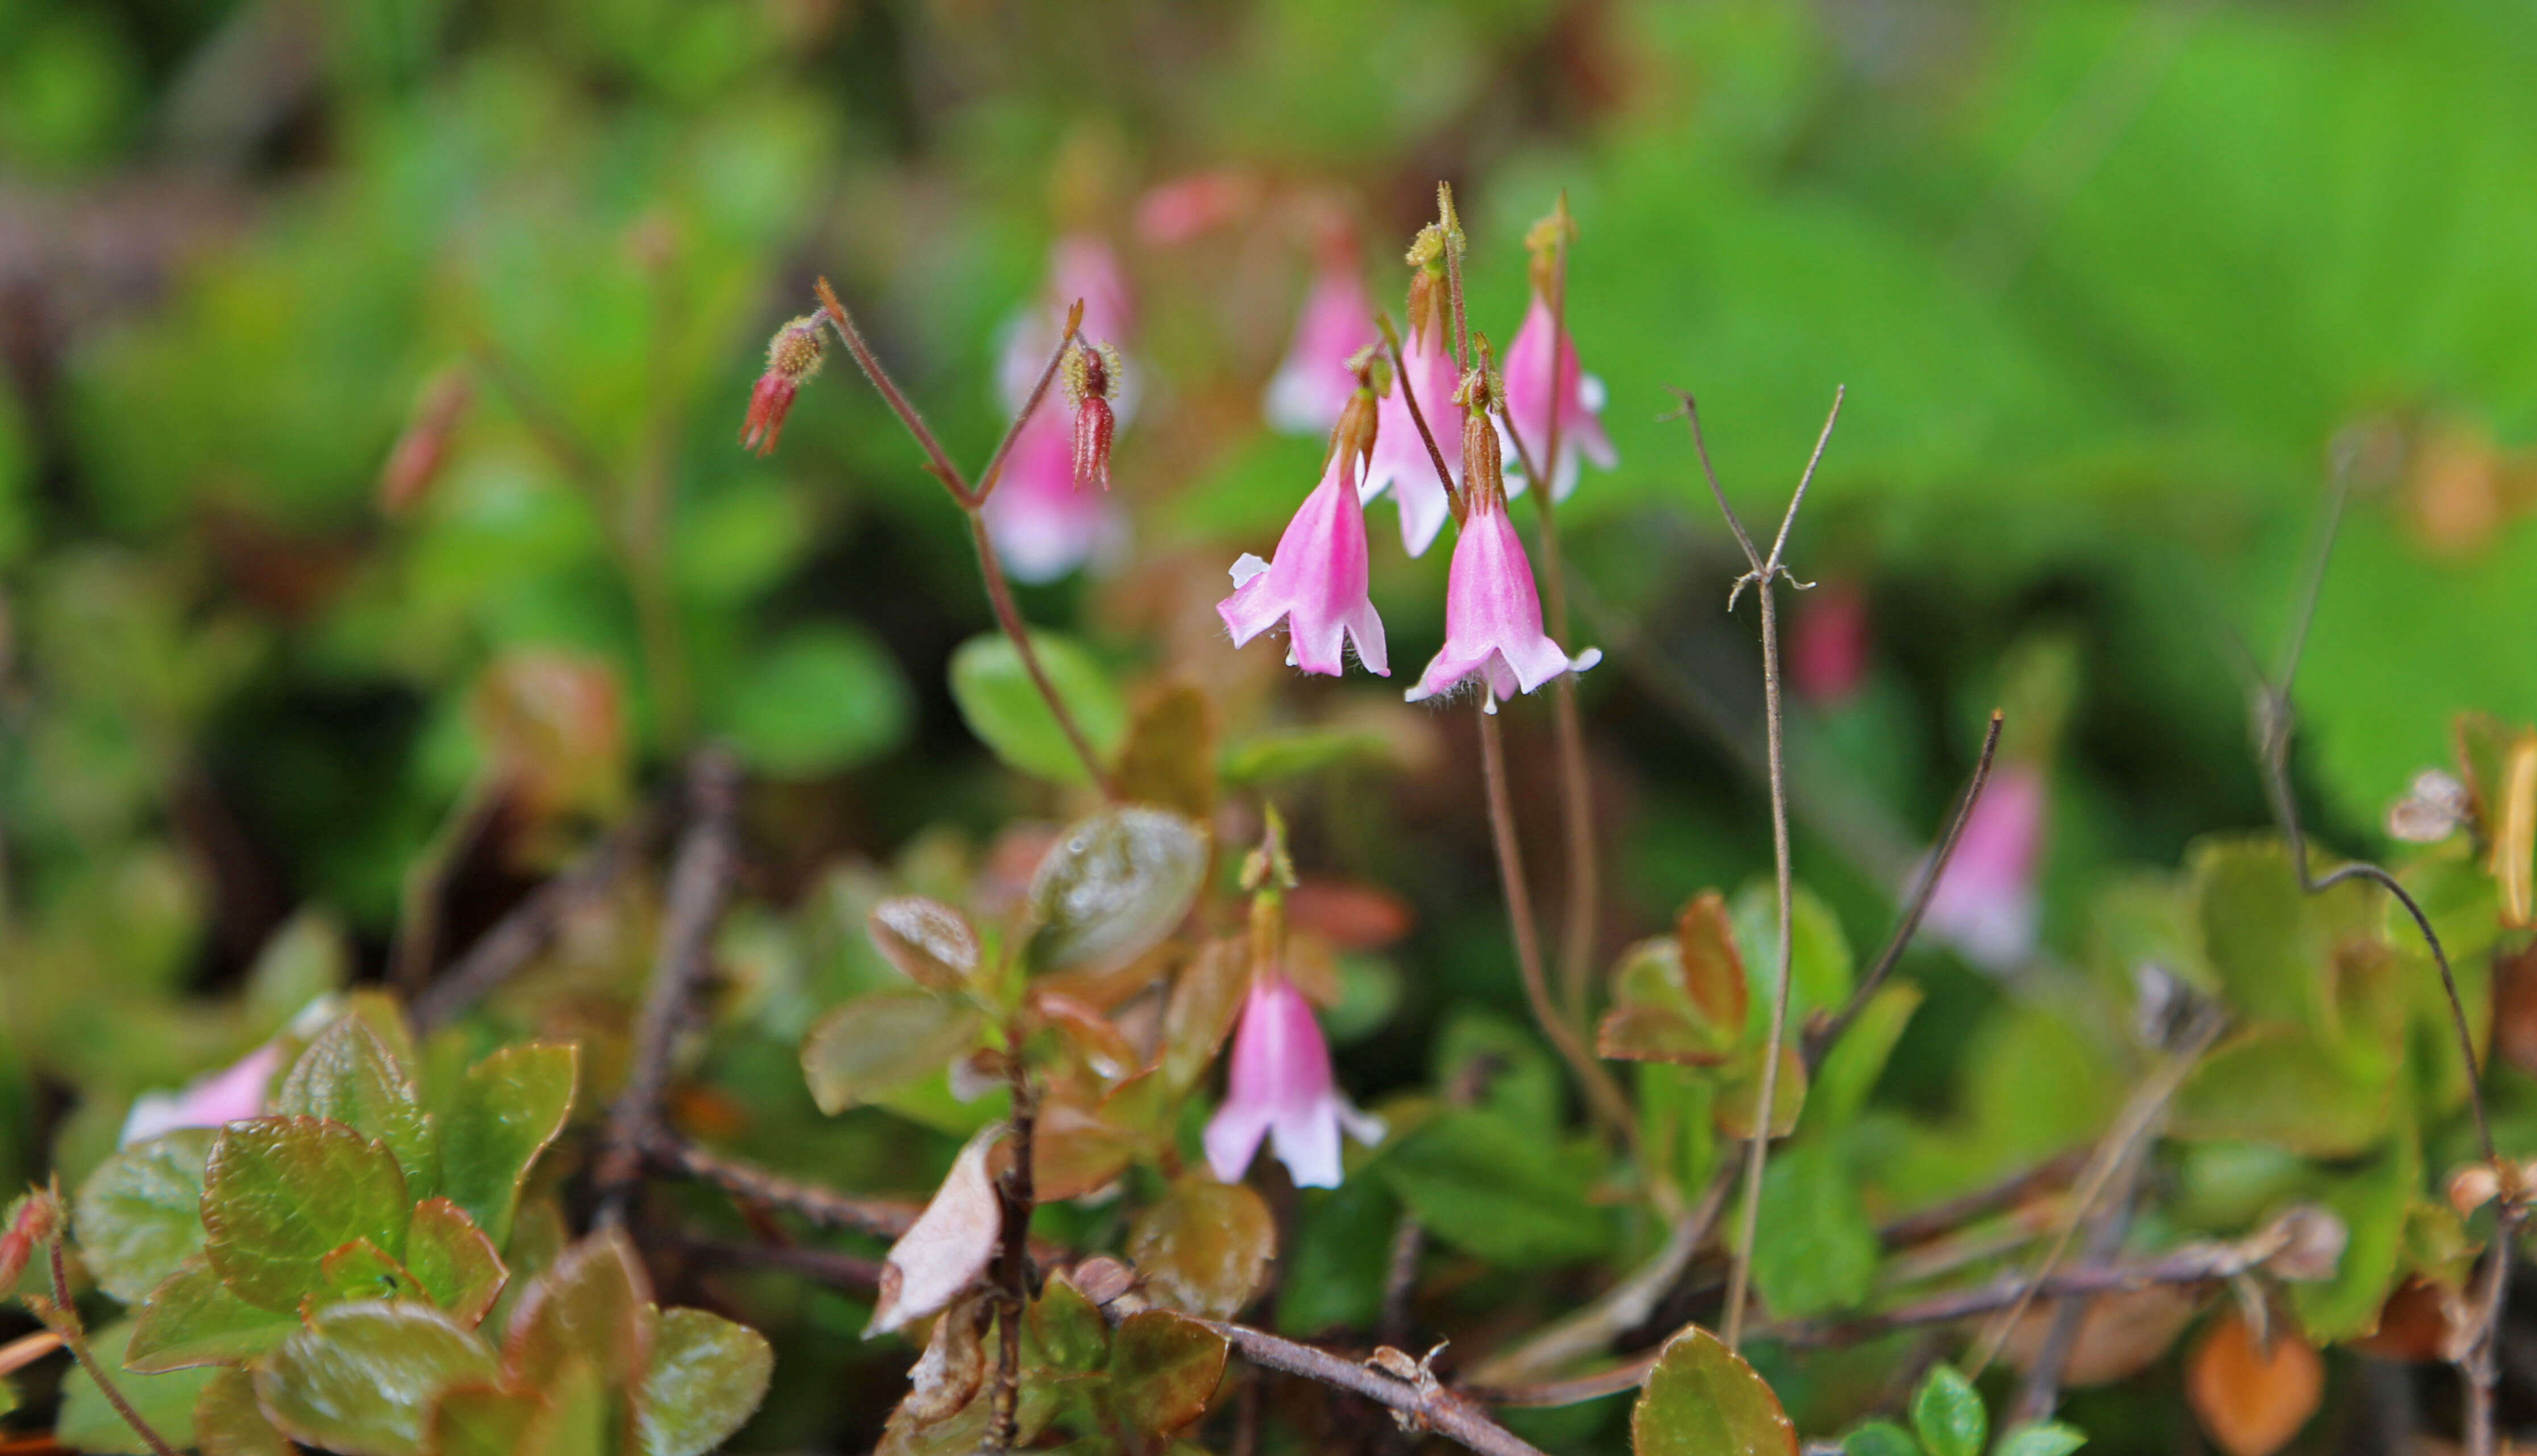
[1571,647,1603,673]
[1228,552,1269,586]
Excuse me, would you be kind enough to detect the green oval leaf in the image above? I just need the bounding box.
[1910,1364,1986,1456]
[1027,806,1208,972]
[1839,1420,1922,1456]
[1995,1422,2089,1456]
[947,631,1124,787]
[1127,1175,1276,1320]
[437,1043,576,1247]
[637,1307,775,1456]
[501,1228,653,1390]
[275,1014,434,1193]
[1630,1324,1796,1456]
[255,1301,502,1456]
[73,1128,213,1304]
[201,1117,409,1313]
[126,1256,299,1373]
[801,988,983,1115]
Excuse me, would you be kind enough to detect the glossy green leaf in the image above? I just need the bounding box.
[426,1383,546,1456]
[275,1013,435,1191]
[1127,1175,1276,1319]
[1995,1422,2089,1456]
[404,1197,507,1325]
[947,631,1125,787]
[1377,1107,1610,1267]
[1629,1325,1796,1456]
[1107,1309,1226,1437]
[1217,725,1394,785]
[1748,1141,1877,1318]
[55,1320,219,1454]
[717,624,912,777]
[255,1301,502,1456]
[193,1367,292,1456]
[436,1043,576,1247]
[801,988,983,1114]
[319,1235,419,1303]
[201,1116,409,1312]
[637,1307,775,1456]
[1026,806,1209,971]
[125,1256,299,1372]
[73,1128,213,1304]
[518,1356,611,1456]
[1840,1420,1922,1456]
[1729,881,1854,1034]
[1910,1364,1985,1456]
[501,1228,652,1390]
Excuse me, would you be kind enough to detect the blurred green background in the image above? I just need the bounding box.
[4,0,2537,1443]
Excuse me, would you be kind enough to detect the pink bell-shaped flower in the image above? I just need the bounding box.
[1204,970,1381,1189]
[1263,265,1378,437]
[1218,448,1388,677]
[1499,294,1615,504]
[1359,323,1462,558]
[1921,761,2047,972]
[1405,485,1600,710]
[982,403,1126,583]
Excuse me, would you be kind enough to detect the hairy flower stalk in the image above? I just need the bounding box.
[739,315,825,456]
[1361,234,1463,556]
[1406,355,1600,710]
[1206,873,1381,1189]
[1220,363,1389,677]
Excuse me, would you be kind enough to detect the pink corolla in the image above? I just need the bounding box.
[1920,761,2047,972]
[982,402,1125,583]
[1499,294,1615,503]
[1359,323,1463,557]
[1204,971,1380,1189]
[1404,488,1600,710]
[119,1041,283,1146]
[1218,450,1387,677]
[1263,264,1379,437]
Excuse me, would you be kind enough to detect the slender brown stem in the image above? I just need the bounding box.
[1675,386,1844,1350]
[1378,314,1458,501]
[41,1239,180,1456]
[641,1130,928,1240]
[975,304,1085,507]
[813,277,972,505]
[988,1051,1041,1454]
[596,750,741,1226]
[1477,702,1636,1143]
[1806,712,2006,1063]
[967,511,1114,796]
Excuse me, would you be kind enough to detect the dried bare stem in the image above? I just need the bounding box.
[34,1236,180,1456]
[410,816,649,1034]
[987,1049,1040,1454]
[641,1129,929,1240]
[2247,453,2510,1453]
[1673,386,1844,1350]
[595,750,741,1226]
[1478,700,1638,1144]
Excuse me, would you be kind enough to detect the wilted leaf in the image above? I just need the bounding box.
[2186,1312,2321,1456]
[2490,729,2537,925]
[1910,1363,1985,1456]
[1713,1045,1807,1141]
[1629,1325,1796,1456]
[948,631,1125,787]
[869,1129,1004,1337]
[1598,935,1742,1067]
[194,1367,292,1456]
[2170,1026,2390,1157]
[255,1301,500,1456]
[437,1043,576,1247]
[1108,1309,1226,1436]
[405,1197,506,1325]
[74,1128,213,1304]
[202,1117,409,1312]
[275,1014,435,1188]
[802,989,983,1116]
[501,1228,652,1391]
[1128,1176,1275,1319]
[868,897,980,992]
[1161,938,1251,1095]
[1113,682,1218,819]
[638,1307,775,1456]
[126,1256,300,1372]
[1747,1142,1875,1319]
[1028,806,1209,972]
[55,1320,219,1454]
[1377,1108,1609,1267]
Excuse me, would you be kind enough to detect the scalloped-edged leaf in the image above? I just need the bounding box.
[1599,934,1743,1067]
[437,1043,576,1247]
[255,1301,501,1456]
[1107,1310,1226,1437]
[275,1014,435,1191]
[202,1117,409,1312]
[405,1198,506,1326]
[637,1307,775,1456]
[1631,1325,1796,1456]
[126,1256,299,1372]
[74,1128,213,1304]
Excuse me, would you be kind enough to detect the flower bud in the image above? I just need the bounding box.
[739,315,826,457]
[378,368,473,516]
[1062,340,1123,491]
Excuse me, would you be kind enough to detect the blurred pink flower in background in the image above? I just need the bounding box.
[1920,761,2047,972]
[1360,323,1462,556]
[1204,971,1380,1189]
[985,236,1136,580]
[1405,487,1600,709]
[1499,294,1615,502]
[120,1041,282,1146]
[1218,451,1388,677]
[1263,263,1378,437]
[1790,580,1870,706]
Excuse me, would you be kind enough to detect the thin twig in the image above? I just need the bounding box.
[676,1237,884,1290]
[974,303,1085,508]
[1806,712,2006,1063]
[595,750,741,1226]
[2009,1146,2145,1427]
[35,1238,179,1456]
[987,1050,1040,1454]
[641,1129,928,1241]
[1675,386,1844,1350]
[1465,1168,1730,1387]
[409,817,648,1035]
[1379,1213,1427,1353]
[1477,701,1637,1143]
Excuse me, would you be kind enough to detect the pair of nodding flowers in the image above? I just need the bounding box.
[1220,235,1605,711]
